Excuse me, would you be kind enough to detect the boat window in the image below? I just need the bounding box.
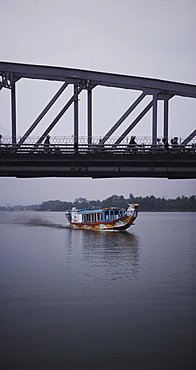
[105,211,109,220]
[97,213,102,221]
[89,213,95,223]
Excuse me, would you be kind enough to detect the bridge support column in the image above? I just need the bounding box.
[74,84,79,146]
[11,82,16,144]
[152,94,157,145]
[88,89,92,145]
[164,99,169,141]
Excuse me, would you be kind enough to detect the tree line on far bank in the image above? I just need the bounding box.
[0,194,195,212]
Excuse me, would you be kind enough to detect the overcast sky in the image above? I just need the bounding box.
[0,0,195,206]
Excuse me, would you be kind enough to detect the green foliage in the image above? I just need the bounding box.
[0,194,195,212]
[100,195,127,209]
[73,197,89,209]
[129,194,196,212]
[39,200,72,211]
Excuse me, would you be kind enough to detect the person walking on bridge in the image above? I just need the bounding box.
[157,138,163,148]
[128,135,137,152]
[162,138,169,150]
[44,135,51,153]
[129,135,137,146]
[171,137,178,147]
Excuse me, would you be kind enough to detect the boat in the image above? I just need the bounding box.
[65,203,139,231]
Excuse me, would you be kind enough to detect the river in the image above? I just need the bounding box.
[0,211,195,370]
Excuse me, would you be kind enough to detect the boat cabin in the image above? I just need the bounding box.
[66,207,126,224]
[101,208,125,222]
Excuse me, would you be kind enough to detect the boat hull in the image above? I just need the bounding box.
[68,214,136,231]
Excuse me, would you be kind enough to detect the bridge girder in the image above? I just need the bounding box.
[0,152,195,180]
[1,61,196,98]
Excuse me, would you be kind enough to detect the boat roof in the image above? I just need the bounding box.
[73,207,125,214]
[77,209,102,214]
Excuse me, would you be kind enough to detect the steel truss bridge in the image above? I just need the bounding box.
[0,61,196,179]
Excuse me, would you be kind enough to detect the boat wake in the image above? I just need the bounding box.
[24,217,67,228]
[0,214,67,229]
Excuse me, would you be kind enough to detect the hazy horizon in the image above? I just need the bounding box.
[1,178,195,207]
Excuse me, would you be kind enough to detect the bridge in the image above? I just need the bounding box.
[0,61,196,179]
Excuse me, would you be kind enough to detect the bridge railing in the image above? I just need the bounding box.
[0,135,196,146]
[0,143,195,155]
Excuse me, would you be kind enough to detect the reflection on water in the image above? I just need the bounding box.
[66,228,140,278]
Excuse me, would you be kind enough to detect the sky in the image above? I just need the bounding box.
[0,0,196,206]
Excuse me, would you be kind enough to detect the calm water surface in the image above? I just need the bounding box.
[0,211,195,370]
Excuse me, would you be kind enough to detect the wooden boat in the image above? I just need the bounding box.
[65,203,138,231]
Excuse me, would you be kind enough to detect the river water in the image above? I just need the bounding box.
[0,211,195,370]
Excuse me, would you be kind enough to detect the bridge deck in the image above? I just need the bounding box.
[0,145,195,179]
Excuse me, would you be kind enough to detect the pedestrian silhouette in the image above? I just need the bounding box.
[44,135,51,153]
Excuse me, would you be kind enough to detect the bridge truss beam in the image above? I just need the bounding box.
[0,62,196,179]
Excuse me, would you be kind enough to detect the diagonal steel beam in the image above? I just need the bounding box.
[36,86,83,145]
[99,91,146,145]
[181,129,196,145]
[18,82,68,145]
[113,100,153,146]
